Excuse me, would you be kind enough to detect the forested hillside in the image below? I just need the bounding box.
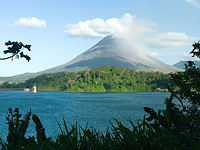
[0,66,173,92]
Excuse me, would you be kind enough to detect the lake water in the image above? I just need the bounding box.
[0,91,170,139]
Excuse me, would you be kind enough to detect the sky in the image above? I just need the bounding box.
[0,0,200,77]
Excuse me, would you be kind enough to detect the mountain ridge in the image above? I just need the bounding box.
[173,60,200,70]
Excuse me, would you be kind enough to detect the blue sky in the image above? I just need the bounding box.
[0,0,200,76]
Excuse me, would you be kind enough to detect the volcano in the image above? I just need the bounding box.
[45,35,180,73]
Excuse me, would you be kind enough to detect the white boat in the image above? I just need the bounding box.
[32,85,37,93]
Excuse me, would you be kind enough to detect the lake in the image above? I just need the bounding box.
[0,91,170,139]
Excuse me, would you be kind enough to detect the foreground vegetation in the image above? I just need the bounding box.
[0,66,172,92]
[0,42,200,149]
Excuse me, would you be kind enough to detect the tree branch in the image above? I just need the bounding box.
[0,41,31,61]
[0,53,17,60]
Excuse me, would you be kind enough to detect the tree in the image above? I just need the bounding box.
[0,41,31,61]
[144,41,200,149]
[171,41,200,105]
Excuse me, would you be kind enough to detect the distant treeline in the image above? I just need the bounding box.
[0,66,174,92]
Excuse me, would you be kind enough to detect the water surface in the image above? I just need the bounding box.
[0,91,170,139]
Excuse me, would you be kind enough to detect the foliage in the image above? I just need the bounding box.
[170,41,200,105]
[0,41,31,61]
[142,41,200,149]
[1,104,199,150]
[1,66,173,92]
[1,108,53,150]
[5,108,33,149]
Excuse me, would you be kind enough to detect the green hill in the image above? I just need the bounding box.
[2,66,172,92]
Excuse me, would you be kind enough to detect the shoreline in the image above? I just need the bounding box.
[0,88,168,92]
[0,88,24,91]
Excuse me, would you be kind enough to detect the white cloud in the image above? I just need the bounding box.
[15,17,46,28]
[65,13,198,48]
[147,51,186,57]
[65,13,157,39]
[145,32,197,48]
[185,0,200,8]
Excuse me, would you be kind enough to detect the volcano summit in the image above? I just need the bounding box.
[45,35,180,73]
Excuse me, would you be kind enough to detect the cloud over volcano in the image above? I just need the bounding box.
[65,13,197,48]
